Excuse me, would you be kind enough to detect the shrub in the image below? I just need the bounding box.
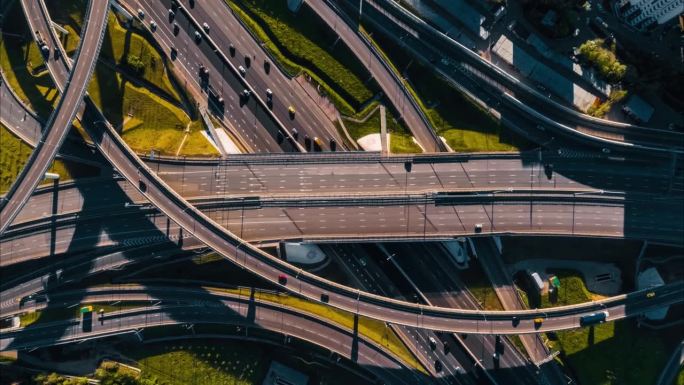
[125,54,145,75]
[578,39,627,83]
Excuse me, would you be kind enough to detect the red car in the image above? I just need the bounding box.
[278,274,287,285]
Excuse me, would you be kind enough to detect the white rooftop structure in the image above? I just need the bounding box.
[283,243,327,265]
[491,35,598,111]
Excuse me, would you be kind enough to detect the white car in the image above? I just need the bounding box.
[202,22,210,32]
[238,65,246,76]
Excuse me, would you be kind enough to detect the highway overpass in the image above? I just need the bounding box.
[7,0,682,339]
[0,0,109,235]
[338,0,684,153]
[0,285,426,385]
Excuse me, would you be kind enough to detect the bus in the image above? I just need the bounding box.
[580,311,608,326]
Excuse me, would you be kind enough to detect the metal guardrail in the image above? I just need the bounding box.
[323,0,446,153]
[371,0,684,151]
[0,0,110,235]
[173,0,305,153]
[23,0,683,333]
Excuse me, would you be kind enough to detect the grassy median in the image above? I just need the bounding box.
[226,0,378,117]
[459,259,504,311]
[362,24,532,152]
[343,106,423,153]
[55,1,216,156]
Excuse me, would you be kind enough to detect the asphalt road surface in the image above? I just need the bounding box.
[0,286,423,385]
[9,0,683,337]
[0,0,109,235]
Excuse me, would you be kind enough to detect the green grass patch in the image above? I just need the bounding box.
[552,319,671,385]
[389,130,422,154]
[0,124,71,193]
[132,340,265,385]
[342,106,381,141]
[227,0,377,116]
[213,287,425,373]
[46,0,210,156]
[364,23,532,152]
[48,0,182,103]
[343,106,423,153]
[539,269,605,308]
[531,269,675,385]
[182,121,221,157]
[0,3,59,119]
[87,65,217,156]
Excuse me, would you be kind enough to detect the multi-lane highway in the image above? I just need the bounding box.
[340,0,684,153]
[121,0,298,152]
[308,0,445,152]
[0,0,109,235]
[384,242,543,384]
[4,0,682,346]
[3,185,683,266]
[0,285,425,385]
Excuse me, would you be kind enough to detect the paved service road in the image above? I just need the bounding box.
[0,0,109,235]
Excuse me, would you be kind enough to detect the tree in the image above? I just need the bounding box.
[578,39,627,83]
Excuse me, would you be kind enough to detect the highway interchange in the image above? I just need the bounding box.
[1,0,683,384]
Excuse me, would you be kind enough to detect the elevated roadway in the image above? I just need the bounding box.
[151,0,342,151]
[15,0,683,337]
[2,187,683,265]
[0,0,109,235]
[307,0,445,152]
[121,0,300,152]
[0,286,425,385]
[339,0,684,153]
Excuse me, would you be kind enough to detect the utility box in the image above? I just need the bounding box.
[80,306,93,332]
[529,272,544,293]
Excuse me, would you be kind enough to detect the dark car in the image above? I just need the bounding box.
[434,360,442,372]
[278,274,287,285]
